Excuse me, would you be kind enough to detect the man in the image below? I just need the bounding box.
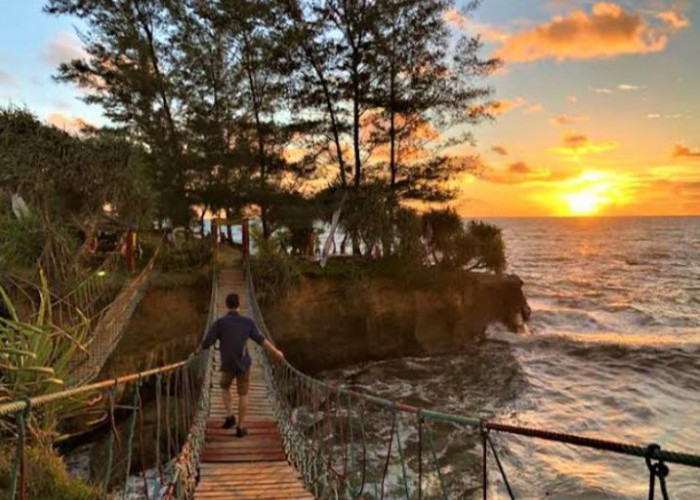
[198,293,284,437]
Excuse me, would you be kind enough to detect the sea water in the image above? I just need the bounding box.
[322,216,700,499]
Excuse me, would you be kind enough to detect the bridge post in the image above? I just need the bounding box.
[212,220,219,263]
[125,227,136,273]
[242,219,250,260]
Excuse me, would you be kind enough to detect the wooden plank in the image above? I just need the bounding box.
[195,267,314,499]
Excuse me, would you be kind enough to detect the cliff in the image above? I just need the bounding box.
[262,271,530,373]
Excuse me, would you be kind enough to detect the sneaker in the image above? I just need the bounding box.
[235,427,248,438]
[222,415,236,429]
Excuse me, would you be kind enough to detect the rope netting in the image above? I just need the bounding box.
[244,262,700,500]
[66,252,158,386]
[0,265,215,500]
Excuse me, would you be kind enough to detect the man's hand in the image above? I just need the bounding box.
[274,348,285,361]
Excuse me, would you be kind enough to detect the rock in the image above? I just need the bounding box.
[263,271,530,373]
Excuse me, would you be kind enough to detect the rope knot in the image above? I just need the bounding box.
[17,396,31,417]
[646,443,670,500]
[479,419,489,437]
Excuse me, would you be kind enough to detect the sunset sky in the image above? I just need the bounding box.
[1,0,699,217]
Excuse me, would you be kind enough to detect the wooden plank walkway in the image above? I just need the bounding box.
[195,268,314,499]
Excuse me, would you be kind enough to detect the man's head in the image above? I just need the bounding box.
[226,293,240,310]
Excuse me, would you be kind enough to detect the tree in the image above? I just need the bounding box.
[45,0,191,225]
[423,209,505,272]
[367,0,499,202]
[0,107,157,276]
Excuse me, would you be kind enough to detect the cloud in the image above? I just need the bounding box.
[46,113,92,134]
[649,113,687,119]
[482,163,579,185]
[509,162,532,174]
[656,10,690,29]
[563,134,588,149]
[494,2,686,63]
[42,32,86,66]
[486,97,526,115]
[550,114,590,126]
[671,144,700,159]
[551,132,617,156]
[492,145,508,156]
[617,84,645,91]
[443,8,509,43]
[0,69,12,84]
[482,97,543,116]
[524,103,544,114]
[567,95,578,103]
[590,86,614,94]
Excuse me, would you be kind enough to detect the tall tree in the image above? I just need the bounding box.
[45,0,191,224]
[367,0,500,202]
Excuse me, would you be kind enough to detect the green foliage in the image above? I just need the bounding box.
[423,209,506,273]
[394,207,425,264]
[0,444,99,500]
[0,200,45,271]
[157,240,213,272]
[0,271,91,436]
[0,108,156,226]
[340,185,398,255]
[250,253,300,305]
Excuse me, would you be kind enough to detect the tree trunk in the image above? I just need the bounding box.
[353,76,362,187]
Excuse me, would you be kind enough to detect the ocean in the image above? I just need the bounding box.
[321,216,700,499]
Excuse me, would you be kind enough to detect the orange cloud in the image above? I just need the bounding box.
[509,162,532,174]
[524,103,544,114]
[495,2,686,63]
[671,144,700,159]
[483,164,578,185]
[492,145,508,156]
[46,113,92,134]
[482,97,543,117]
[550,115,590,126]
[656,10,690,29]
[551,132,617,156]
[443,8,508,43]
[486,97,526,115]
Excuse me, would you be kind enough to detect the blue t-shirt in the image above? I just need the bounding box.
[201,312,265,374]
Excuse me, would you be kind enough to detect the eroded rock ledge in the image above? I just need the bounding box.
[262,272,530,373]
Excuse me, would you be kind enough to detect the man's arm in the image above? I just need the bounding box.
[249,321,284,361]
[197,320,219,353]
[262,339,285,361]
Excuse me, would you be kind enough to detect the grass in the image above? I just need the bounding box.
[0,444,99,500]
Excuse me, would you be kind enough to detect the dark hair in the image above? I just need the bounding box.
[226,293,240,309]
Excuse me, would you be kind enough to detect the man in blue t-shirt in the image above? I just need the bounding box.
[198,293,284,437]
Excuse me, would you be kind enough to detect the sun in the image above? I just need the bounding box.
[565,190,605,215]
[549,171,631,216]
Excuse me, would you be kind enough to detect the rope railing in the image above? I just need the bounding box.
[0,267,216,500]
[66,251,159,386]
[244,261,700,500]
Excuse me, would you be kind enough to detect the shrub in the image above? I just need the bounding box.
[0,444,99,500]
[423,209,506,273]
[250,253,300,305]
[0,206,45,271]
[157,239,213,271]
[0,271,92,436]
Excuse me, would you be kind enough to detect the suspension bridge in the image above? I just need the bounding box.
[1,256,700,500]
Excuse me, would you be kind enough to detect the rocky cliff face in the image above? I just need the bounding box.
[262,272,530,373]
